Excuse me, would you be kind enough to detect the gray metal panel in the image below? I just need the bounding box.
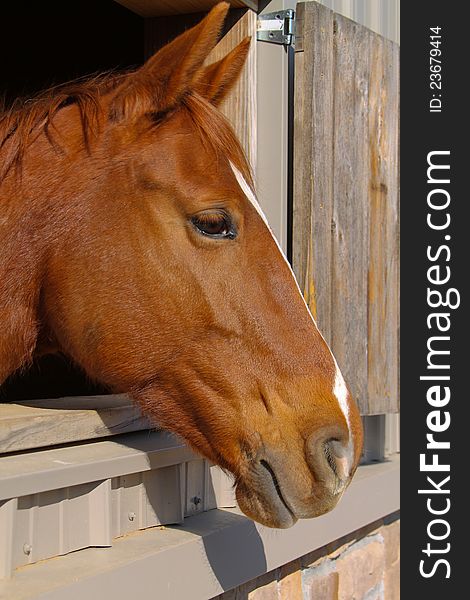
[256,0,297,252]
[0,499,15,579]
[256,38,289,250]
[0,431,194,501]
[0,432,237,578]
[0,457,399,600]
[7,481,112,574]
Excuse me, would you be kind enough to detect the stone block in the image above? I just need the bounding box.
[248,578,279,599]
[382,520,400,566]
[335,538,385,600]
[384,559,400,600]
[279,560,302,600]
[303,571,339,600]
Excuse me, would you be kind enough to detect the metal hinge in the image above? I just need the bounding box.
[256,9,295,46]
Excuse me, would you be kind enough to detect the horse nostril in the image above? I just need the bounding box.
[323,439,351,481]
[323,440,339,476]
[307,429,352,489]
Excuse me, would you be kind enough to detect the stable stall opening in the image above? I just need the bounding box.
[0,356,108,402]
[1,0,144,402]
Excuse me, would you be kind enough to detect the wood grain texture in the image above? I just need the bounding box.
[367,35,399,413]
[294,3,399,414]
[116,0,257,18]
[293,2,334,345]
[0,396,153,453]
[330,14,371,410]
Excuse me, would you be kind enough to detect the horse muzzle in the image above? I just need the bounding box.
[235,430,354,528]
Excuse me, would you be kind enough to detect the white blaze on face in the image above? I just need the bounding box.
[230,163,354,455]
[231,163,270,227]
[332,355,351,432]
[332,357,355,472]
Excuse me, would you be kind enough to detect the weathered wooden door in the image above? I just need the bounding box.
[293,2,399,415]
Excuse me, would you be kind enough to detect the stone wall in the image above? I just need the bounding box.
[213,512,400,600]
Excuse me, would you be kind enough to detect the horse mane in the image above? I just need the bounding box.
[0,72,124,182]
[0,70,254,190]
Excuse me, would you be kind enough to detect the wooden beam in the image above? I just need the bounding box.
[115,0,258,18]
[0,396,153,454]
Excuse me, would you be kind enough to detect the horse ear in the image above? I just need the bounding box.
[110,2,229,120]
[194,37,251,106]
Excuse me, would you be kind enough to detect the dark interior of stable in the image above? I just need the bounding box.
[1,1,144,401]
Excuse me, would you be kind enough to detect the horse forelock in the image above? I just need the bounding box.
[182,92,254,193]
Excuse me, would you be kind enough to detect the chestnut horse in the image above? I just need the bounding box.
[0,3,362,528]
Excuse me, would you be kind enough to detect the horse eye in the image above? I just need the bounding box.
[191,211,236,239]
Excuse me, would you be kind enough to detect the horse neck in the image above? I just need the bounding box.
[0,135,73,384]
[0,227,41,384]
[0,191,43,382]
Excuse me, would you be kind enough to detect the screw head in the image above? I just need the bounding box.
[23,543,32,555]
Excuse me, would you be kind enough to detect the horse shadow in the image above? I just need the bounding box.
[116,432,268,594]
[172,509,267,595]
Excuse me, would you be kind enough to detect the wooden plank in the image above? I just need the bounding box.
[367,36,399,413]
[293,2,334,344]
[116,0,257,18]
[330,14,371,412]
[0,396,153,454]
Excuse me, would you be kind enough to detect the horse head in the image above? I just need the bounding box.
[0,2,363,528]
